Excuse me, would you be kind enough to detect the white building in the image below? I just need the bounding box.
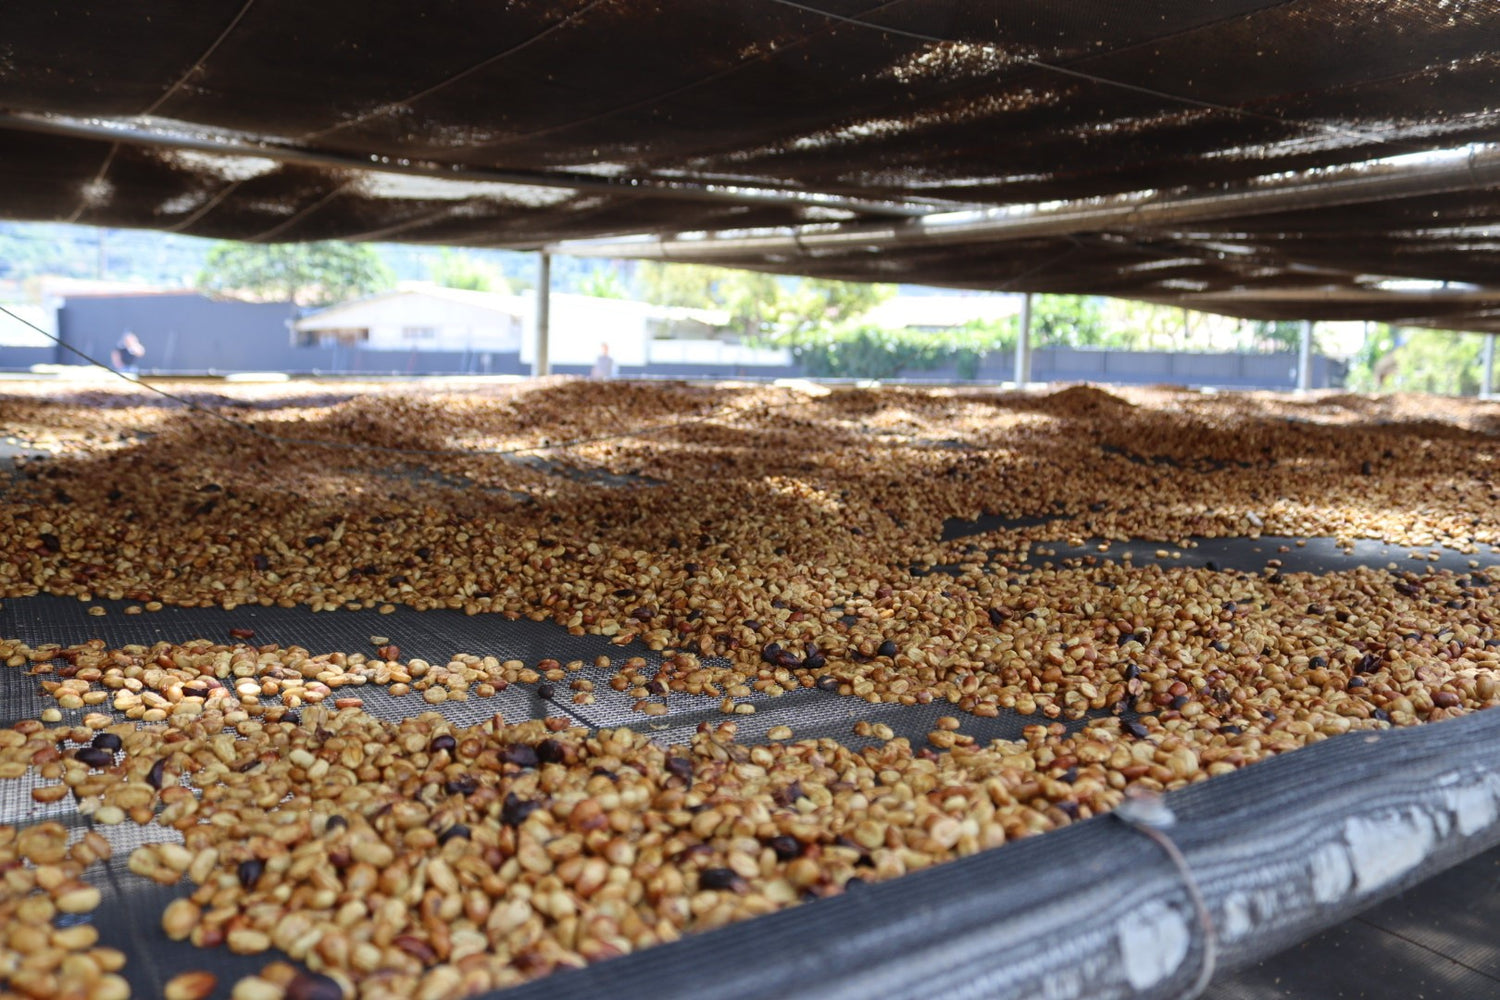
[295,286,792,372]
[294,286,524,353]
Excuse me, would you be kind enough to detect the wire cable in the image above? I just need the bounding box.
[1115,793,1218,998]
[0,301,817,463]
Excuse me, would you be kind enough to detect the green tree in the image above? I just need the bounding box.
[794,322,949,379]
[1381,329,1487,395]
[1247,320,1308,352]
[1033,294,1112,346]
[429,249,506,293]
[958,294,1114,350]
[1344,324,1398,391]
[579,266,629,299]
[637,261,890,341]
[197,241,392,306]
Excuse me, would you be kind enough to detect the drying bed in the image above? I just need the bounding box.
[1,378,1499,999]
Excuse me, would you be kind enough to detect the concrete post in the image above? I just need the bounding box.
[1014,293,1032,386]
[1483,333,1496,399]
[533,252,551,378]
[1297,320,1313,391]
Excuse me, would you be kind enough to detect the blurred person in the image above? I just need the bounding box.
[591,341,616,379]
[111,330,144,375]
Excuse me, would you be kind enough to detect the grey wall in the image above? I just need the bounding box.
[50,294,531,375]
[0,346,54,369]
[58,294,301,372]
[964,348,1345,390]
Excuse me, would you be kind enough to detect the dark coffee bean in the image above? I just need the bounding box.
[986,607,1008,628]
[1357,652,1381,674]
[760,643,783,665]
[429,734,456,754]
[283,711,301,726]
[773,781,805,807]
[39,533,61,554]
[612,588,637,599]
[1125,720,1149,739]
[742,620,761,632]
[1171,695,1189,709]
[303,535,325,548]
[664,756,693,783]
[501,792,539,827]
[815,675,840,692]
[536,739,566,764]
[74,747,113,769]
[324,814,347,833]
[537,683,555,700]
[1262,710,1278,722]
[1372,708,1391,722]
[1220,725,1242,735]
[1361,460,1374,475]
[768,835,802,860]
[252,553,270,571]
[501,745,539,768]
[1124,663,1140,681]
[804,644,826,670]
[1211,641,1229,653]
[876,640,898,658]
[699,868,744,892]
[437,824,471,845]
[1348,676,1366,688]
[91,732,122,752]
[1204,560,1218,572]
[285,971,344,1000]
[630,607,655,622]
[444,776,477,796]
[237,858,265,889]
[147,758,167,789]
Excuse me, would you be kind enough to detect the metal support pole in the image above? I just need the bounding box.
[533,252,551,378]
[1297,320,1313,391]
[1014,293,1032,387]
[1483,333,1496,399]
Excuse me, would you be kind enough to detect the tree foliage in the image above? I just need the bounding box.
[1345,325,1492,395]
[579,266,629,299]
[636,262,891,341]
[429,249,506,293]
[197,241,392,306]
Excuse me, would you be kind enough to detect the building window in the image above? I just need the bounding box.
[295,327,368,348]
[402,326,438,341]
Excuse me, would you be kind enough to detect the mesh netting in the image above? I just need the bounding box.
[3,521,1499,999]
